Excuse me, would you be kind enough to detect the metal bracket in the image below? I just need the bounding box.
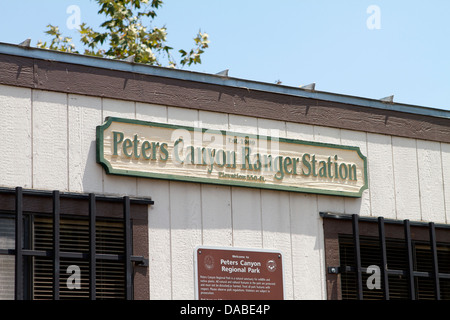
[328,266,341,274]
[131,256,149,267]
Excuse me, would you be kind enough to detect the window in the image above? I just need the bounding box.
[323,212,450,300]
[0,187,152,300]
[32,217,126,299]
[0,217,14,299]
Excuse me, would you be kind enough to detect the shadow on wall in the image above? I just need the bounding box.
[81,140,103,193]
[82,134,139,196]
[142,179,368,252]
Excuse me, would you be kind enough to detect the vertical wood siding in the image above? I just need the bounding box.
[0,84,449,299]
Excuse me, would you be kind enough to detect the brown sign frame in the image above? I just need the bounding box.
[194,246,284,300]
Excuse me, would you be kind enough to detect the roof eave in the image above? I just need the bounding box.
[1,41,449,120]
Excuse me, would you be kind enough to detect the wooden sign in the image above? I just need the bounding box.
[194,246,284,300]
[96,117,368,197]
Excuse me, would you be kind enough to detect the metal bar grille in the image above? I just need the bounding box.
[89,193,96,300]
[123,196,132,300]
[53,190,60,300]
[352,214,363,300]
[429,222,440,300]
[404,219,415,300]
[377,217,389,300]
[14,187,23,300]
[0,186,151,300]
[322,212,450,300]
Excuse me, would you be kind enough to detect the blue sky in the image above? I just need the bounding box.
[1,1,450,111]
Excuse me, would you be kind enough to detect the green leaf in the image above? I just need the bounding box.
[37,0,209,68]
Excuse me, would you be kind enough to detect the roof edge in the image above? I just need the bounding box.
[1,41,449,119]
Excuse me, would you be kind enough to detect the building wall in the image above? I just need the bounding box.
[1,84,449,299]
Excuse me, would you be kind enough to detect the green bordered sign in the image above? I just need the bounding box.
[96,117,368,197]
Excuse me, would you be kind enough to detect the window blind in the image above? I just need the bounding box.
[0,218,15,300]
[339,234,450,300]
[32,217,125,300]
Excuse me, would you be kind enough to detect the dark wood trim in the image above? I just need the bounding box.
[323,218,346,300]
[323,217,450,300]
[132,215,149,300]
[0,54,34,88]
[0,191,150,300]
[1,53,450,144]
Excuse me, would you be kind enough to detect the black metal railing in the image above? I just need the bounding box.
[323,212,450,300]
[0,186,152,300]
